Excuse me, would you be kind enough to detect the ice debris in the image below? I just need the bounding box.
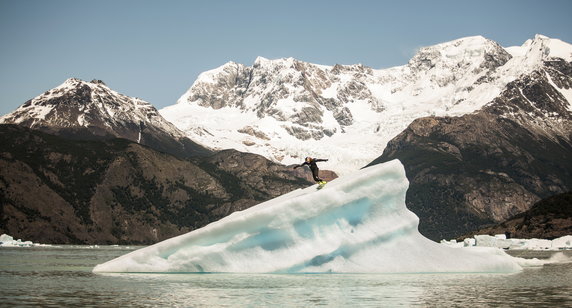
[441,234,572,250]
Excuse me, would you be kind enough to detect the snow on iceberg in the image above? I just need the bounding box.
[93,160,522,273]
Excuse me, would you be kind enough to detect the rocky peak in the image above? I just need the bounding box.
[505,35,572,73]
[330,63,373,78]
[90,79,106,85]
[407,36,512,85]
[482,62,572,143]
[1,78,211,158]
[176,56,381,139]
[2,78,151,125]
[252,56,302,70]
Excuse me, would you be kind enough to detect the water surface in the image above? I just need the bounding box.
[1,246,571,307]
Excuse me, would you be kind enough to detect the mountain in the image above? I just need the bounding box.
[160,35,571,175]
[366,57,572,241]
[0,78,211,158]
[460,192,572,240]
[0,124,312,244]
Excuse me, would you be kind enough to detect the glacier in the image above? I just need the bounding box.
[93,160,522,273]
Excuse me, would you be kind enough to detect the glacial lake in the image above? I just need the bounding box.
[1,245,571,307]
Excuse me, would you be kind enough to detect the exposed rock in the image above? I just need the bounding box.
[238,126,270,140]
[460,192,572,240]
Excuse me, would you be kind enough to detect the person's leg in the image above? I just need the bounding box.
[312,168,322,182]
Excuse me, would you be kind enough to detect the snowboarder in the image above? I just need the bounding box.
[294,157,328,185]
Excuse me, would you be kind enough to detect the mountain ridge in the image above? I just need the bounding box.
[161,34,572,174]
[0,78,325,244]
[1,34,570,243]
[0,124,313,244]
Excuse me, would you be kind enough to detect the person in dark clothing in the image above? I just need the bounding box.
[294,157,328,183]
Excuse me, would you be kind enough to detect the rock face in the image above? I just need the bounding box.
[461,192,572,240]
[367,59,572,241]
[161,35,571,175]
[0,78,211,158]
[0,125,312,244]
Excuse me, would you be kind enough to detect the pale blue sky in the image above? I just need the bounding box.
[1,0,571,116]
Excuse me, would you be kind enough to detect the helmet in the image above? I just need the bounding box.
[305,157,312,163]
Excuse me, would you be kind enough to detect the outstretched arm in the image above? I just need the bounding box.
[293,162,308,169]
[314,158,328,162]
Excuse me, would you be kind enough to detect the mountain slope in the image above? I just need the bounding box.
[366,59,572,241]
[0,78,211,158]
[0,125,311,244]
[161,35,571,174]
[460,192,572,240]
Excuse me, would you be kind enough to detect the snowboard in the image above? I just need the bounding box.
[316,181,327,190]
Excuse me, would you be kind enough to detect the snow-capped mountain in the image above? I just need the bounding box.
[161,35,572,174]
[367,55,572,241]
[0,78,211,157]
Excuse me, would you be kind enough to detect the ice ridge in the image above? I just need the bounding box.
[93,160,522,274]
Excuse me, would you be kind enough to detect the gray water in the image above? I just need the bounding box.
[1,246,571,307]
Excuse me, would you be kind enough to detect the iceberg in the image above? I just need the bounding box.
[0,234,48,247]
[0,234,33,247]
[93,160,522,273]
